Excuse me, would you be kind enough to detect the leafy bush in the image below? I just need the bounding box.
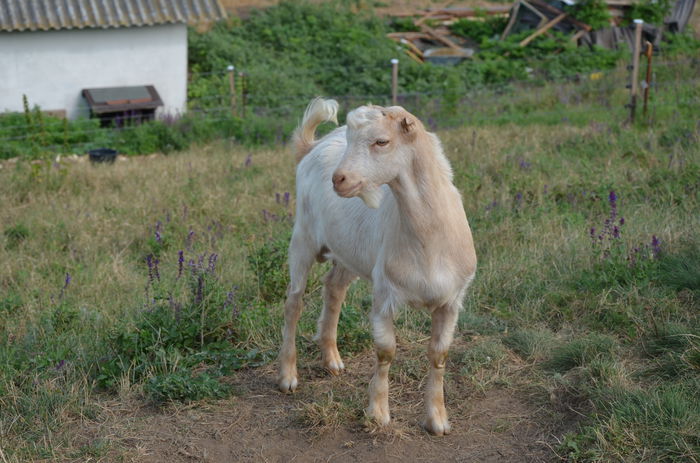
[625,0,672,25]
[0,0,692,161]
[565,0,612,30]
[450,15,508,42]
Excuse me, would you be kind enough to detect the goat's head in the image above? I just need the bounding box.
[332,105,422,209]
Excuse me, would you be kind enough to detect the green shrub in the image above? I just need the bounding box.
[625,0,672,25]
[565,0,612,30]
[247,228,292,302]
[145,369,232,403]
[450,15,508,42]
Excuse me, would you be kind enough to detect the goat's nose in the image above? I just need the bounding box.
[332,173,346,189]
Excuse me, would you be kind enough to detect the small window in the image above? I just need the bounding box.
[82,85,163,127]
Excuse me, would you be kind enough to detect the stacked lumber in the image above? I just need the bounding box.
[387,6,511,63]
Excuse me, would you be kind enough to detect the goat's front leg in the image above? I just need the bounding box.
[423,305,458,435]
[366,298,396,426]
[278,240,314,393]
[314,263,356,375]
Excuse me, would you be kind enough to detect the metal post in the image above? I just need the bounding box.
[391,58,399,106]
[629,19,643,123]
[227,65,237,116]
[643,41,653,118]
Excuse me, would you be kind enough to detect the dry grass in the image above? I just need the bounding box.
[1,76,698,460]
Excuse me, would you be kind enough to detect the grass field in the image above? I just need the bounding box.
[1,58,699,461]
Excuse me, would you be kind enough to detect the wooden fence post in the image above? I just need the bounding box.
[643,41,653,118]
[239,72,247,118]
[227,65,237,116]
[391,58,399,105]
[629,19,643,123]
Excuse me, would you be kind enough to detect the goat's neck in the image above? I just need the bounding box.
[388,140,461,245]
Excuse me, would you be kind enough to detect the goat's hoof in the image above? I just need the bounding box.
[366,407,391,426]
[422,416,452,436]
[320,344,345,376]
[278,374,298,393]
[323,358,345,376]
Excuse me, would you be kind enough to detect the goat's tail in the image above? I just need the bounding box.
[292,98,339,163]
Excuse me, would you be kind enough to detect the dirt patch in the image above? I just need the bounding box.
[78,340,578,462]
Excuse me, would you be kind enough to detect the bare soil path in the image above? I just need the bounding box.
[80,341,578,462]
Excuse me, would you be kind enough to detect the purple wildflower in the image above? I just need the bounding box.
[223,286,240,319]
[619,217,625,226]
[208,253,218,273]
[283,192,290,206]
[63,273,71,290]
[612,226,620,239]
[518,159,531,170]
[543,184,549,195]
[608,190,618,218]
[275,193,281,204]
[177,250,184,278]
[155,221,162,243]
[146,255,154,283]
[651,235,661,258]
[245,154,252,167]
[186,229,195,250]
[55,360,66,371]
[590,227,596,241]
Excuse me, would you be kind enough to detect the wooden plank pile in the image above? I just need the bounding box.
[387,0,694,63]
[387,6,511,63]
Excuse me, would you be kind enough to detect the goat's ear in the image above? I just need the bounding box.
[400,117,415,134]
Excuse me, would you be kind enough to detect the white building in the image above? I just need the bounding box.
[0,0,226,120]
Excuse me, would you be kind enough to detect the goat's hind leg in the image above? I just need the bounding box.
[315,262,357,375]
[423,305,459,435]
[277,234,315,393]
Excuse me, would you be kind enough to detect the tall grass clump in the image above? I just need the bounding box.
[546,333,618,373]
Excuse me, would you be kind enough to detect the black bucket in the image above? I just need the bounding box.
[87,148,118,164]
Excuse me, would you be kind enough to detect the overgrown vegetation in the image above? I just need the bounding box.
[2,1,698,160]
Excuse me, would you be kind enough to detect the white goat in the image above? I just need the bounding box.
[278,98,477,435]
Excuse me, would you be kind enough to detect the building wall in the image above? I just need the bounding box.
[0,23,187,119]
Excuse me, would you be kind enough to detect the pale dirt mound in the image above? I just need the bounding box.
[80,340,578,462]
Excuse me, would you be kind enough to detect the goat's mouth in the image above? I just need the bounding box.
[334,181,363,198]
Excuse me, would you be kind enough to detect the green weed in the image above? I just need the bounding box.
[546,333,618,373]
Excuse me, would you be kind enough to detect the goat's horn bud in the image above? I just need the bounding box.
[400,117,415,133]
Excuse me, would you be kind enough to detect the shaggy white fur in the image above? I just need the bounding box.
[278,98,477,436]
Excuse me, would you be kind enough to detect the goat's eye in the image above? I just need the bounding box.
[374,139,389,147]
